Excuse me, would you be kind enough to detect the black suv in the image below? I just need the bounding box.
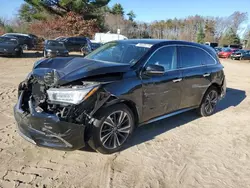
[2,33,36,50]
[14,40,226,154]
[60,37,92,52]
[43,40,69,58]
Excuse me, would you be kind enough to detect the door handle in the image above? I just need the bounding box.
[203,73,211,77]
[172,78,182,83]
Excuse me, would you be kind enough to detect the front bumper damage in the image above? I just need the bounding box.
[14,91,86,151]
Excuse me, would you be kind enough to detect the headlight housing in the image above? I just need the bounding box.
[15,48,19,51]
[46,49,52,52]
[47,85,99,105]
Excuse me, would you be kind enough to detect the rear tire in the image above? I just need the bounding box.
[87,104,135,154]
[43,51,48,58]
[197,87,219,117]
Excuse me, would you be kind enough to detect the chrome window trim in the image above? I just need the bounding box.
[141,44,217,73]
[177,44,217,68]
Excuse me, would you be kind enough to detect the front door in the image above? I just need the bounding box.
[141,46,183,122]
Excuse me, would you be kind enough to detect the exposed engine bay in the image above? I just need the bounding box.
[18,73,112,126]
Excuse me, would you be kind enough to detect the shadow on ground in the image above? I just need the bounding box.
[80,87,246,153]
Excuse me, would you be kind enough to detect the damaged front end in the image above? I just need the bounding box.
[14,70,111,150]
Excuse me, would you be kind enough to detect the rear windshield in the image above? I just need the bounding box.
[0,37,18,45]
[85,41,151,65]
[47,41,64,47]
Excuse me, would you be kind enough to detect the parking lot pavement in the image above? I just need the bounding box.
[0,55,250,188]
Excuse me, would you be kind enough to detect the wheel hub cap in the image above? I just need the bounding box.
[100,111,132,150]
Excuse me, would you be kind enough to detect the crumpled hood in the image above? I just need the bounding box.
[32,57,130,85]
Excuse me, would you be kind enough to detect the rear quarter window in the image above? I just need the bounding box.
[179,46,216,68]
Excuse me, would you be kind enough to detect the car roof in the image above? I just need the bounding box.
[3,33,31,38]
[0,36,18,40]
[117,39,209,46]
[117,39,215,52]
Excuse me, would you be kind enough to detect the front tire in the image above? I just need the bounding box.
[198,87,219,117]
[88,104,135,154]
[15,49,23,57]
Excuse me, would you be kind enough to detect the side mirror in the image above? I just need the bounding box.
[144,64,165,76]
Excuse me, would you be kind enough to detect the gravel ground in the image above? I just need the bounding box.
[0,52,250,188]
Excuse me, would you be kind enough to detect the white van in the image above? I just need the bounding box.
[94,33,128,43]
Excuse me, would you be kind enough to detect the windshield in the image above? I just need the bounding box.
[47,41,64,47]
[234,50,245,53]
[85,42,151,65]
[222,48,232,52]
[0,37,18,45]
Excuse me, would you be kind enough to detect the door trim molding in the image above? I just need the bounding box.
[139,107,196,126]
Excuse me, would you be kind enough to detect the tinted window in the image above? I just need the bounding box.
[78,38,86,42]
[68,38,75,43]
[0,37,18,44]
[147,46,177,71]
[179,46,215,67]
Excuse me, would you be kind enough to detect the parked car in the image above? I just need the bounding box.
[14,40,226,154]
[223,44,242,49]
[55,36,67,41]
[205,42,218,48]
[43,40,69,58]
[2,33,36,50]
[231,49,250,60]
[0,36,23,57]
[60,37,92,52]
[214,47,222,55]
[218,48,237,58]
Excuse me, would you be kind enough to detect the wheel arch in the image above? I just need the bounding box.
[199,82,222,106]
[95,97,140,126]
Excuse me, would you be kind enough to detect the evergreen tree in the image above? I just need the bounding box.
[196,24,205,43]
[127,11,136,21]
[111,3,124,16]
[220,28,241,45]
[21,0,110,19]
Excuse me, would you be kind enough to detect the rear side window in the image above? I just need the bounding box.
[147,46,177,71]
[179,46,216,68]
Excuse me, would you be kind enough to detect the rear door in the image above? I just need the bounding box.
[141,45,183,122]
[178,46,215,109]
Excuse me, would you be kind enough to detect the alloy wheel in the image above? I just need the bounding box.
[100,111,132,150]
[204,90,218,114]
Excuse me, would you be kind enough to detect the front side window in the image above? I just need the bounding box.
[146,46,177,71]
[179,46,215,68]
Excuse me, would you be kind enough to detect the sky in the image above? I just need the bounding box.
[1,0,250,22]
